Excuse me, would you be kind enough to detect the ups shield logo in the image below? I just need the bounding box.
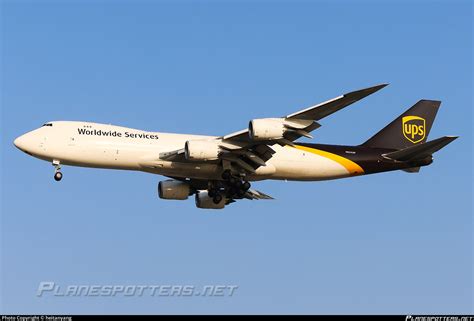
[402,116,426,143]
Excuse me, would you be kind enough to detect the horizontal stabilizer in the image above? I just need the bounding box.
[382,136,458,162]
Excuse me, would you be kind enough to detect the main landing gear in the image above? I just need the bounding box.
[207,170,251,204]
[53,160,63,182]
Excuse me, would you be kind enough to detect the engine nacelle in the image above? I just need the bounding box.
[185,140,221,161]
[249,118,286,140]
[158,180,191,200]
[195,191,226,209]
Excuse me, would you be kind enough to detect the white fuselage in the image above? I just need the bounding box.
[14,121,358,181]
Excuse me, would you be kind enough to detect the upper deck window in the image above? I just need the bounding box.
[42,123,53,127]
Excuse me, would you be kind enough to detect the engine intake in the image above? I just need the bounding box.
[249,118,286,140]
[195,191,226,209]
[158,180,191,200]
[185,140,221,161]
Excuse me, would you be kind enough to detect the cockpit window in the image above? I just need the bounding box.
[42,123,53,127]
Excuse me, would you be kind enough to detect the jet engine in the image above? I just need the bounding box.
[184,140,221,161]
[195,191,226,209]
[158,180,191,200]
[249,118,286,140]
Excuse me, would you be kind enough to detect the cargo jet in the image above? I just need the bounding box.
[14,84,457,209]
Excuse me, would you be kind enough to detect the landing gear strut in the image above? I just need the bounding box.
[53,160,63,182]
[221,170,232,181]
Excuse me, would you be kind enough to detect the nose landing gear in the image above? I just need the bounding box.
[52,160,63,182]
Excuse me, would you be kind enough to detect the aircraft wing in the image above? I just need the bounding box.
[223,83,387,143]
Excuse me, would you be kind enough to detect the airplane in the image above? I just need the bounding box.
[13,84,458,209]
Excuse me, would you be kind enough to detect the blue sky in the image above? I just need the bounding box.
[1,0,472,314]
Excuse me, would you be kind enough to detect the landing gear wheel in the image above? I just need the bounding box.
[242,181,251,191]
[221,170,232,181]
[208,189,217,198]
[54,171,63,182]
[213,194,223,204]
[228,187,238,196]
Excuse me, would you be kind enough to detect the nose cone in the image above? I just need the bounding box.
[14,132,37,154]
[14,134,28,151]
